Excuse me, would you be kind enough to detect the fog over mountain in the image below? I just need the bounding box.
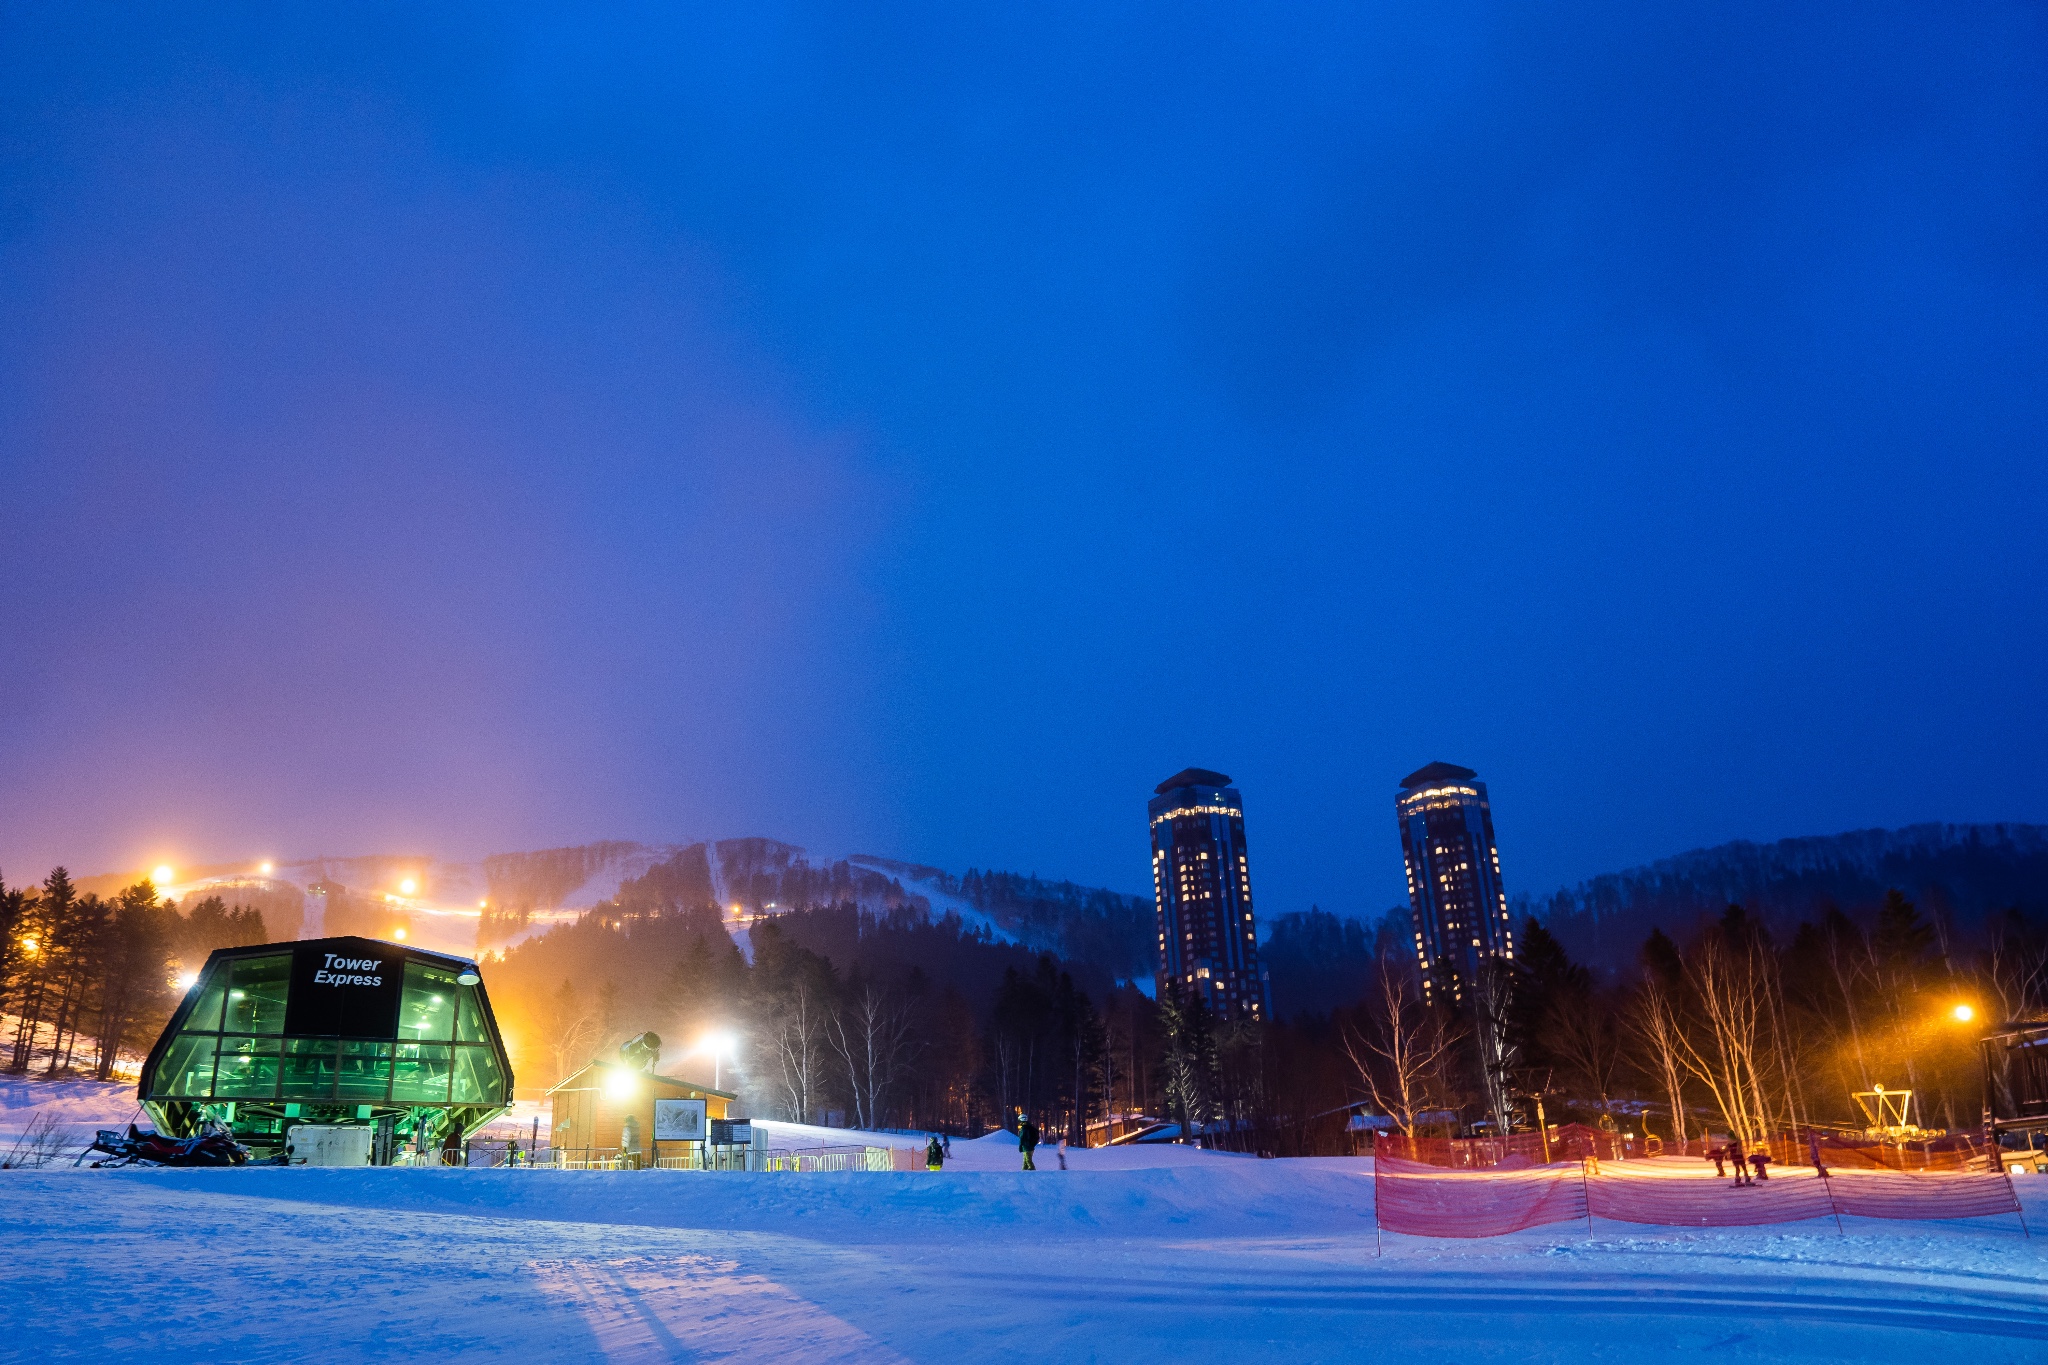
[74,821,2048,1011]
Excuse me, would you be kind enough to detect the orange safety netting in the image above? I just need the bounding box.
[1370,1154,2023,1237]
[1586,1166,1838,1226]
[1825,1168,2023,1221]
[1373,1154,1587,1237]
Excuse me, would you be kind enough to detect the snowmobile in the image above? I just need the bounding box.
[80,1121,250,1168]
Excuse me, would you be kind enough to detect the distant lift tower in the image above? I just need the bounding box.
[1149,768,1270,1022]
[1396,762,1515,1006]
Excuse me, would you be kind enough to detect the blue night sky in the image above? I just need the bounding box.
[2,4,2044,918]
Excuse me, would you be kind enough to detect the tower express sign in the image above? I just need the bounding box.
[314,953,386,986]
[284,938,407,1037]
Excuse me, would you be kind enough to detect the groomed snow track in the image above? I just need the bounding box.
[5,1160,2046,1361]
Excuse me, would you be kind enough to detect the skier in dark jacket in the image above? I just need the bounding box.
[1749,1150,1771,1182]
[926,1134,944,1171]
[1017,1109,1039,1171]
[1708,1146,1727,1178]
[1727,1137,1751,1187]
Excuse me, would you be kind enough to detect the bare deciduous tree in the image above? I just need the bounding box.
[1624,978,1691,1150]
[1543,990,1623,1123]
[1675,929,1780,1142]
[828,985,918,1130]
[1984,910,2048,1030]
[1343,959,1463,1137]
[769,979,828,1124]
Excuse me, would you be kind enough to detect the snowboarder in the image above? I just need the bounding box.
[926,1134,944,1171]
[1017,1109,1039,1171]
[1727,1137,1751,1187]
[1749,1150,1771,1182]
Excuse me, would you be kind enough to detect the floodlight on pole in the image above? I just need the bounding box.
[691,1030,740,1090]
[1952,1003,1975,1023]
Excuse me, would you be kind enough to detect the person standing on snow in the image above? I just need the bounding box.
[1017,1109,1039,1171]
[1708,1145,1727,1179]
[1057,1136,1068,1170]
[1749,1150,1771,1182]
[926,1134,944,1171]
[1727,1137,1751,1187]
[620,1112,643,1171]
[441,1117,465,1168]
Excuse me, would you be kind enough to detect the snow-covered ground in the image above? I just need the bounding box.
[4,1103,2046,1362]
[0,1074,143,1148]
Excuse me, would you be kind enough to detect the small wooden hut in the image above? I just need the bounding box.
[547,1060,734,1166]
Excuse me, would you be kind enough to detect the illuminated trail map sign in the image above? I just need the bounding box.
[654,1099,708,1142]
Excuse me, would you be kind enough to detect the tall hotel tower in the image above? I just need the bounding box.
[1396,762,1513,1004]
[1149,768,1269,1021]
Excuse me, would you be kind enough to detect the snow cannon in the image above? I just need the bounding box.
[619,1032,662,1073]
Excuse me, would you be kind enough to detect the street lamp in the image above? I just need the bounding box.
[691,1031,739,1090]
[1952,1003,1975,1024]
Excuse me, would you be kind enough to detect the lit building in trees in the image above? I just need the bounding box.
[1149,768,1269,1021]
[1396,761,1514,1005]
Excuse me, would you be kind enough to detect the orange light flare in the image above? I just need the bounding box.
[1950,1003,1976,1024]
[398,878,418,896]
[392,927,408,941]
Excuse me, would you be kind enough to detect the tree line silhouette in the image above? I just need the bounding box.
[1,868,268,1080]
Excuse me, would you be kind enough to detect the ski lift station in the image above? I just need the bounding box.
[137,936,512,1157]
